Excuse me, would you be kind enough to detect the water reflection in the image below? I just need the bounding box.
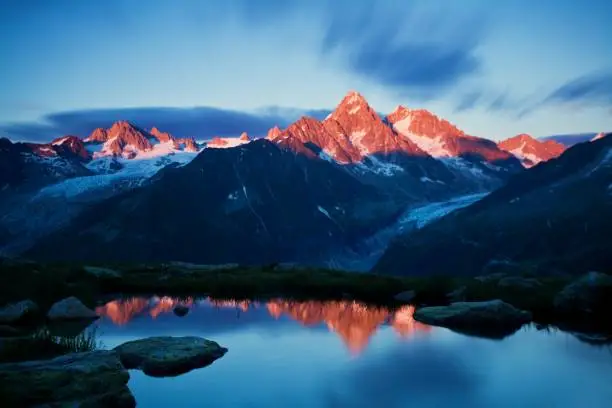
[96,297,430,355]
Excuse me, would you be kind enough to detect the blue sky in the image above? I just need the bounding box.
[1,0,611,142]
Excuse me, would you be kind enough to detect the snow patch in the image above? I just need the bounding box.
[38,147,57,155]
[52,137,70,146]
[362,156,404,176]
[420,176,444,184]
[350,130,369,155]
[207,137,251,149]
[317,205,332,219]
[507,141,541,168]
[318,149,336,163]
[348,105,361,115]
[393,118,452,157]
[442,157,489,179]
[35,150,199,200]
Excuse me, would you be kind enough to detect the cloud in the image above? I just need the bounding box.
[320,1,484,98]
[544,71,612,107]
[454,71,612,118]
[454,91,483,112]
[0,106,332,143]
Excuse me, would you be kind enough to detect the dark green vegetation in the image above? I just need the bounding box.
[0,327,98,363]
[1,258,611,335]
[374,134,612,276]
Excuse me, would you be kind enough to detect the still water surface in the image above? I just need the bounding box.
[93,297,612,408]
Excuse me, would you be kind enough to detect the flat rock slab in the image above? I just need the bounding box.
[414,300,532,339]
[0,299,39,324]
[47,297,98,321]
[0,350,135,407]
[114,336,228,377]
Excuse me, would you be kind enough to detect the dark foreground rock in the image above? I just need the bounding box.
[114,336,228,377]
[0,299,39,325]
[47,297,98,321]
[414,300,533,339]
[554,272,612,318]
[173,305,190,317]
[83,265,122,279]
[0,350,135,407]
[393,290,416,303]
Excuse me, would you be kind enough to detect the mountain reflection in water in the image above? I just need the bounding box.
[95,297,430,355]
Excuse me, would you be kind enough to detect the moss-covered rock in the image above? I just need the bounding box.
[114,336,228,377]
[0,299,39,325]
[414,300,532,338]
[0,350,135,407]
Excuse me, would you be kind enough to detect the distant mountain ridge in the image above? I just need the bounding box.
[374,132,612,276]
[498,134,566,168]
[3,90,604,266]
[539,133,603,147]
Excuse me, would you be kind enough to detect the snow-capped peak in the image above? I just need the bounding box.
[592,132,607,142]
[498,133,565,168]
[206,135,252,149]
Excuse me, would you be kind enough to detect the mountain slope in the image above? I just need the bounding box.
[0,137,91,191]
[25,139,405,264]
[373,133,612,276]
[498,134,566,168]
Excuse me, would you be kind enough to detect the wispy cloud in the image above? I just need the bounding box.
[455,70,612,117]
[544,71,612,107]
[320,1,484,98]
[0,106,331,143]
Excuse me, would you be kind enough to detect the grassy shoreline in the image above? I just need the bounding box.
[0,259,610,334]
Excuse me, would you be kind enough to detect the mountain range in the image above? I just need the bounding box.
[1,91,609,274]
[374,131,612,276]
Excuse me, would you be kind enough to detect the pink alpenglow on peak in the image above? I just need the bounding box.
[498,133,566,168]
[84,121,199,159]
[387,106,513,163]
[267,91,426,165]
[206,135,252,149]
[592,132,607,142]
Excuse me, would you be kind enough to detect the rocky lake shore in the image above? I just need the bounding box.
[1,257,611,406]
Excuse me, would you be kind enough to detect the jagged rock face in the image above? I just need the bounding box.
[175,137,198,152]
[0,137,92,191]
[150,127,173,143]
[83,121,199,158]
[498,133,566,168]
[85,127,109,143]
[325,92,424,159]
[388,106,516,163]
[102,121,154,156]
[267,92,426,165]
[49,136,91,161]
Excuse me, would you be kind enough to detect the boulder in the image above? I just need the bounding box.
[554,272,612,318]
[0,299,39,325]
[446,286,467,302]
[393,290,416,303]
[497,276,542,290]
[414,300,532,339]
[114,336,228,377]
[83,265,122,279]
[0,350,135,407]
[173,305,190,317]
[47,297,98,321]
